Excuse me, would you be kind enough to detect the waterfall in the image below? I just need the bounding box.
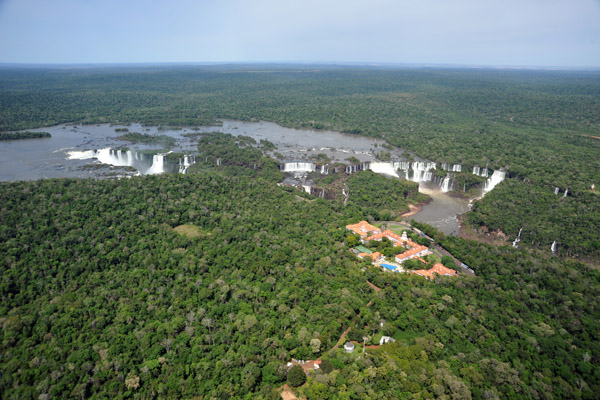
[216,158,222,166]
[554,187,559,195]
[343,159,437,182]
[68,148,138,167]
[179,155,195,174]
[563,188,568,198]
[302,185,311,194]
[320,164,329,175]
[512,227,523,248]
[441,175,452,192]
[392,161,411,171]
[472,166,480,176]
[148,153,167,175]
[409,162,435,183]
[551,241,557,253]
[483,170,506,192]
[412,161,436,172]
[368,162,399,178]
[442,163,462,172]
[67,150,96,160]
[283,161,316,172]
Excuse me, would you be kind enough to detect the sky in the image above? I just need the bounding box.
[0,0,599,67]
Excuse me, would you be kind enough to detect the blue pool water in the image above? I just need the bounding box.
[381,264,397,271]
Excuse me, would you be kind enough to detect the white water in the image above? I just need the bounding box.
[512,227,523,248]
[442,163,462,172]
[554,187,559,195]
[282,162,316,172]
[472,166,489,177]
[368,162,400,177]
[147,154,167,174]
[563,188,568,197]
[179,155,195,174]
[551,241,557,253]
[68,148,135,167]
[441,176,452,192]
[483,170,506,192]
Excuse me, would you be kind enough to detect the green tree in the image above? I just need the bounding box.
[287,365,306,387]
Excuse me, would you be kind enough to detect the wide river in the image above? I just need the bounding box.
[0,120,472,234]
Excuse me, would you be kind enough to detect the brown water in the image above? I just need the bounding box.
[410,186,471,235]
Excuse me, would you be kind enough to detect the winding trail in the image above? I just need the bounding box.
[328,281,379,354]
[281,275,382,399]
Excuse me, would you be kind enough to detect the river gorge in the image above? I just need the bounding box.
[0,120,506,235]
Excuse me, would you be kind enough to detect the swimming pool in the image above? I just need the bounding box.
[381,264,397,271]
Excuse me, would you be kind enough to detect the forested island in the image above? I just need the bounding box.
[1,65,599,399]
[0,131,50,140]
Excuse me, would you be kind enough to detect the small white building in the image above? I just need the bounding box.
[344,342,355,353]
[379,336,396,345]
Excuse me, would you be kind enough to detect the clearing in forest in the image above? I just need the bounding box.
[173,224,203,238]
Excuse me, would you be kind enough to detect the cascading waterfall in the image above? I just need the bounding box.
[369,162,400,178]
[282,162,315,172]
[179,155,195,174]
[409,162,436,183]
[512,227,523,248]
[442,163,462,172]
[302,185,311,194]
[563,188,568,197]
[554,187,559,195]
[68,147,199,176]
[392,161,411,171]
[551,241,557,253]
[68,148,136,167]
[320,164,329,175]
[148,153,167,175]
[483,170,506,192]
[472,166,489,177]
[441,175,452,192]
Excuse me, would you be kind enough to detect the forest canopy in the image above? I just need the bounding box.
[0,65,598,259]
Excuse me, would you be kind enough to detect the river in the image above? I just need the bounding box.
[1,120,477,234]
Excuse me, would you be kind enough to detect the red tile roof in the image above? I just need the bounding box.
[365,229,403,243]
[346,221,381,237]
[412,263,457,279]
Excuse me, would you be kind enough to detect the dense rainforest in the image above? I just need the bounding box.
[0,65,598,259]
[1,154,599,399]
[0,66,599,398]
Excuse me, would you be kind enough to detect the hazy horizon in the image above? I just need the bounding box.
[1,0,599,68]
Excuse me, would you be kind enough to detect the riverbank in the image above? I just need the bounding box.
[400,203,424,218]
[457,215,509,246]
